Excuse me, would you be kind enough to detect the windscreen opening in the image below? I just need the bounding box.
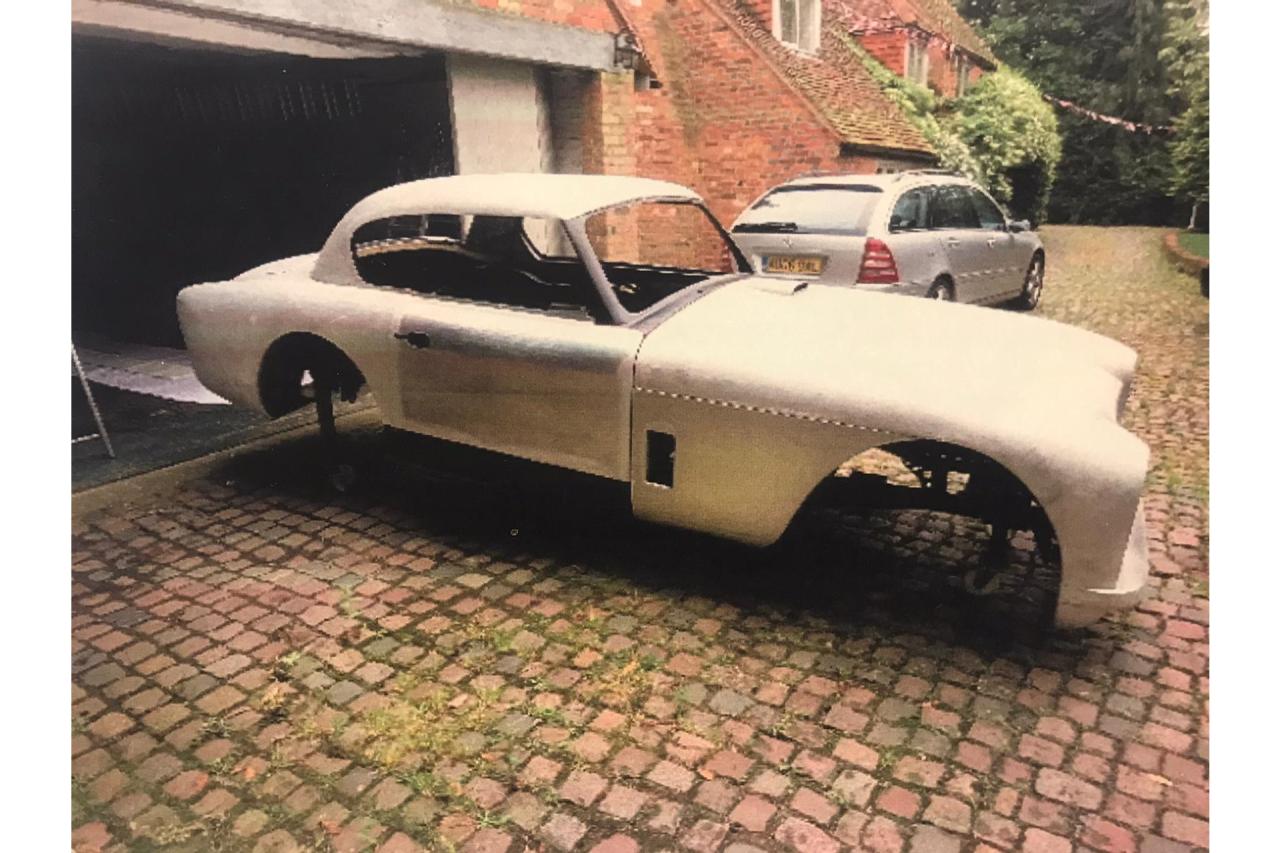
[733,184,881,236]
[583,200,745,315]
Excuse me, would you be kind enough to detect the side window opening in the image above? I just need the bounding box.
[352,214,605,321]
[889,189,929,232]
[968,189,1008,231]
[929,185,980,230]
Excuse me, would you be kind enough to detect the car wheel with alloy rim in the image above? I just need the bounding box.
[1013,255,1044,310]
[926,278,955,301]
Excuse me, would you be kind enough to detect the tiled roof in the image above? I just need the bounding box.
[716,0,935,158]
[830,0,998,66]
[906,0,997,64]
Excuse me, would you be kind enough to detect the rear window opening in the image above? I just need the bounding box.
[733,184,881,236]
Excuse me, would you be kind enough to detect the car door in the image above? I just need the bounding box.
[395,301,641,481]
[886,186,944,293]
[967,187,1025,299]
[928,184,990,301]
[385,214,644,482]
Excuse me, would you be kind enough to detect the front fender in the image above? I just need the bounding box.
[629,385,1149,627]
[629,385,907,546]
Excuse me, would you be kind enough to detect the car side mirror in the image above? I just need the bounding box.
[1008,219,1032,233]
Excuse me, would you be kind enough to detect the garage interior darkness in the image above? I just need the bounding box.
[72,34,456,347]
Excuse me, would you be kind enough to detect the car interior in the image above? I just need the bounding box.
[351,212,728,321]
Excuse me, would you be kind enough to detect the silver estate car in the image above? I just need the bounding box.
[731,171,1045,309]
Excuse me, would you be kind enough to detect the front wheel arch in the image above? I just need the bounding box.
[783,439,1061,562]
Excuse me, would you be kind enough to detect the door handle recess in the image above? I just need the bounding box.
[394,331,431,349]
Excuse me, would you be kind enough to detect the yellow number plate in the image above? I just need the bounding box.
[765,255,826,275]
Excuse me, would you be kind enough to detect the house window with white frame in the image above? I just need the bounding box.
[774,0,821,54]
[954,53,971,96]
[906,38,929,85]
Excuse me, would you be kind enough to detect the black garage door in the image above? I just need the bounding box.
[73,36,455,346]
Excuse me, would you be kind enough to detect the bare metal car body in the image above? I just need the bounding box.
[178,174,1149,628]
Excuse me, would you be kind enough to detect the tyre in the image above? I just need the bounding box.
[925,278,955,301]
[1013,255,1044,310]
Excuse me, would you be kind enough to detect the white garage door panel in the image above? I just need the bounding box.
[449,54,548,176]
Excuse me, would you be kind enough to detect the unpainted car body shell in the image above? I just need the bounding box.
[178,174,1150,628]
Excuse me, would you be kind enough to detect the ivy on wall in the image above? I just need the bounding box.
[842,34,984,181]
[842,36,1061,225]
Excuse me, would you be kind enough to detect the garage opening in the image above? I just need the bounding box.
[72,35,456,347]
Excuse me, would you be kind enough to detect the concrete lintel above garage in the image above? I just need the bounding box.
[73,0,620,68]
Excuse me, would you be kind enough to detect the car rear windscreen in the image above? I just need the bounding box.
[732,184,881,236]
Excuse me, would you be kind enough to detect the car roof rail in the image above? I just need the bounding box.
[893,169,963,182]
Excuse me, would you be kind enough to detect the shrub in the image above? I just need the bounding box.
[845,36,984,181]
[845,37,1061,225]
[943,68,1062,225]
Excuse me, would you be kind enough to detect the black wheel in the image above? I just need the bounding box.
[1013,255,1045,310]
[926,278,956,302]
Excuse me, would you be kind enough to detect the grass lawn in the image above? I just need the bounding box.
[1178,230,1209,259]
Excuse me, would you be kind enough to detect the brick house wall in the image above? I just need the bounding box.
[742,0,774,32]
[626,1,879,226]
[858,29,909,75]
[464,0,617,32]
[923,37,978,96]
[851,27,984,98]
[451,0,949,228]
[838,0,994,97]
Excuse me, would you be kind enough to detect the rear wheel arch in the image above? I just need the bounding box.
[257,332,367,417]
[926,275,956,301]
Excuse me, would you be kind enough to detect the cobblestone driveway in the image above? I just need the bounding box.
[72,227,1209,853]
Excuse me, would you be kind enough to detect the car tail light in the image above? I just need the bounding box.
[856,238,900,284]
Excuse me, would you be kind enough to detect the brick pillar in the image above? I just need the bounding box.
[581,69,638,259]
[582,70,637,176]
